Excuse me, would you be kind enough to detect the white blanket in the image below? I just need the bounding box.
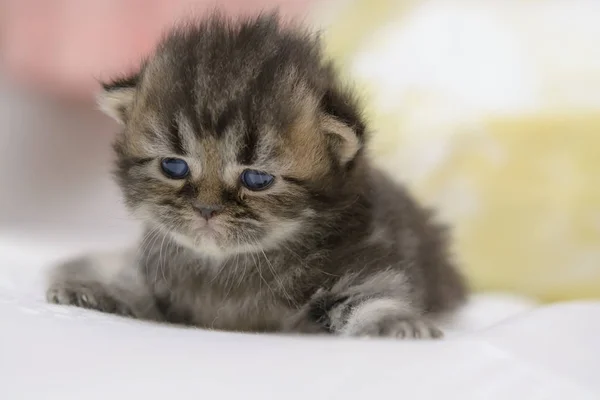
[1,235,598,400]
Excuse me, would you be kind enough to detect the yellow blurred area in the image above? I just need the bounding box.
[321,0,600,301]
[422,113,600,302]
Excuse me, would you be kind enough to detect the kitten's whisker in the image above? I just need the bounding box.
[143,226,164,282]
[231,237,241,290]
[138,226,159,278]
[138,225,159,255]
[250,234,296,307]
[221,247,239,304]
[235,233,249,289]
[163,223,183,282]
[248,236,275,298]
[280,242,337,278]
[157,228,169,284]
[245,233,259,275]
[208,259,228,284]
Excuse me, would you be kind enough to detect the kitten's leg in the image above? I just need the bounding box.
[46,248,162,321]
[322,294,442,338]
[288,270,443,339]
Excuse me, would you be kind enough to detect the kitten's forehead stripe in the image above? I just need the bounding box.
[168,118,186,155]
[239,119,259,165]
[175,113,203,156]
[215,102,237,138]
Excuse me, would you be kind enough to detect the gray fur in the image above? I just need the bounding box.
[47,13,467,338]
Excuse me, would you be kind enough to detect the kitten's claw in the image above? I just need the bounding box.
[345,316,443,339]
[389,318,443,339]
[46,283,132,316]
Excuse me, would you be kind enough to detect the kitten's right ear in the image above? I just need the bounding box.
[97,74,139,124]
[320,86,366,165]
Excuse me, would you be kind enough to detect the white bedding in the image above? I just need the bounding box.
[0,234,598,400]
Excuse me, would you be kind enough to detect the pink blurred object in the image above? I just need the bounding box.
[0,0,314,101]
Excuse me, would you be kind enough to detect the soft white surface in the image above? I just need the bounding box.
[0,235,599,400]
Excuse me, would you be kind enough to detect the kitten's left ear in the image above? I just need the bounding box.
[320,86,366,165]
[97,74,139,124]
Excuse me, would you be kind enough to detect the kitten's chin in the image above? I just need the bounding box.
[166,218,304,259]
[169,230,229,259]
[168,224,250,259]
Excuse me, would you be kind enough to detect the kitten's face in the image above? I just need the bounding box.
[115,105,329,257]
[101,15,365,258]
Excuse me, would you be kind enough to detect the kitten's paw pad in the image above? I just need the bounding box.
[47,285,95,307]
[46,284,132,316]
[345,317,443,340]
[386,318,443,339]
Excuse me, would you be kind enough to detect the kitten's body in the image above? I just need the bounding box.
[47,14,467,338]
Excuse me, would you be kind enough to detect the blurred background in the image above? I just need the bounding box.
[1,0,599,303]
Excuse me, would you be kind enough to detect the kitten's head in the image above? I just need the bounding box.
[99,14,368,258]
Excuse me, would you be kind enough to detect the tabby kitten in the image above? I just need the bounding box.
[46,13,467,338]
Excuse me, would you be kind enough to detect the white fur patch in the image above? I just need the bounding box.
[340,298,412,336]
[169,230,227,261]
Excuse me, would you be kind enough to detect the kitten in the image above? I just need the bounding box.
[46,13,467,338]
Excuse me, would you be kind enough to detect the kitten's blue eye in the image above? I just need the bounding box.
[240,169,274,191]
[161,158,189,179]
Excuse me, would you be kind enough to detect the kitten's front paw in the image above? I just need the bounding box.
[339,297,443,339]
[47,283,132,316]
[343,315,443,339]
[299,290,443,339]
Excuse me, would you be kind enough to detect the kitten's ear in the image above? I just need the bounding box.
[97,74,139,124]
[320,87,366,165]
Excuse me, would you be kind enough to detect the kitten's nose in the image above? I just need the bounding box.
[193,203,223,220]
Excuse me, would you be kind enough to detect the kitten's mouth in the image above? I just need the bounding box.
[195,219,222,237]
